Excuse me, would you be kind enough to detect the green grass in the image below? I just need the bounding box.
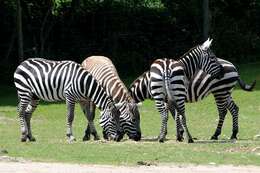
[0,62,260,166]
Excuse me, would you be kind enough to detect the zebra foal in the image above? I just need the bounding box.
[14,58,120,142]
[81,56,141,141]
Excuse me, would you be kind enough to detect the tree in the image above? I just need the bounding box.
[17,0,24,62]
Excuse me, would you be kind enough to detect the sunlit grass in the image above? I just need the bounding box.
[0,62,260,165]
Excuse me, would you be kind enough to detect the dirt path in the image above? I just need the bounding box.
[1,156,260,173]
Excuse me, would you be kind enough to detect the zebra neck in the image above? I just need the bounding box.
[179,53,199,79]
[81,71,109,111]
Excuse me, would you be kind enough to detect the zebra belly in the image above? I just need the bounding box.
[186,70,238,103]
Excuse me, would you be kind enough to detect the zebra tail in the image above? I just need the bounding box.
[164,70,171,101]
[238,77,256,91]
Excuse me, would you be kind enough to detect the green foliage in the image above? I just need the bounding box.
[210,0,260,63]
[0,0,259,84]
[0,63,260,165]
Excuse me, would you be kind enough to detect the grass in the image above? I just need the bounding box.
[0,62,260,166]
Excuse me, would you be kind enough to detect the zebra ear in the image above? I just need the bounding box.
[201,38,213,51]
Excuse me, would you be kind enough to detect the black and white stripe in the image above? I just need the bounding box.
[81,56,141,141]
[149,39,224,143]
[129,58,255,142]
[14,58,120,142]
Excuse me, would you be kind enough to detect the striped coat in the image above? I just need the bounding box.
[129,58,255,141]
[14,58,120,142]
[81,56,141,141]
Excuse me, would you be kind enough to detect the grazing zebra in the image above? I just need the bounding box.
[14,58,121,142]
[129,58,256,142]
[149,39,224,143]
[81,56,141,141]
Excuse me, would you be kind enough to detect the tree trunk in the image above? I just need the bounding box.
[40,8,51,56]
[4,27,16,63]
[202,0,209,41]
[17,0,24,62]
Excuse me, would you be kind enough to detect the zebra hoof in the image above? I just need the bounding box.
[230,136,237,140]
[82,135,90,141]
[28,135,36,142]
[92,132,100,141]
[94,136,100,141]
[188,138,194,143]
[159,138,165,143]
[176,136,184,142]
[68,136,76,143]
[210,136,218,140]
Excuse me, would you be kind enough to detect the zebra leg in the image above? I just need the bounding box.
[88,101,99,140]
[17,99,30,142]
[168,103,184,142]
[227,99,239,140]
[176,101,193,143]
[176,115,184,142]
[211,101,228,140]
[155,100,168,143]
[178,114,194,143]
[80,100,100,141]
[25,99,39,141]
[66,100,76,142]
[80,101,90,141]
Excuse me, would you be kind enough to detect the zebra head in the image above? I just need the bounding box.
[112,101,141,141]
[198,38,224,79]
[99,103,121,141]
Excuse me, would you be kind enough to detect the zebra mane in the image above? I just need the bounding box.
[178,45,199,61]
[178,38,212,61]
[129,71,150,89]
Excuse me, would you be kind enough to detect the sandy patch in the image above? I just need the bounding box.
[1,156,260,173]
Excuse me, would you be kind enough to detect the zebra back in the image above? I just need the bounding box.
[129,71,152,103]
[14,58,117,112]
[132,58,239,104]
[82,56,131,103]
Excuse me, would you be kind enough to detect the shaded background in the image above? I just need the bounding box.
[0,0,260,84]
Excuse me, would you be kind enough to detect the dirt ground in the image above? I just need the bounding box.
[1,156,260,173]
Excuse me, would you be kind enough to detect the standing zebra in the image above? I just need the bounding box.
[149,39,224,143]
[129,58,256,142]
[81,56,141,141]
[14,58,121,142]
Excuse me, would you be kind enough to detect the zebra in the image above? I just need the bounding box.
[14,58,121,142]
[129,58,256,142]
[81,56,141,141]
[149,39,224,143]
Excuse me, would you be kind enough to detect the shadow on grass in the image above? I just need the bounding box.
[140,136,256,144]
[141,136,173,142]
[193,138,258,144]
[141,136,159,142]
[194,139,237,144]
